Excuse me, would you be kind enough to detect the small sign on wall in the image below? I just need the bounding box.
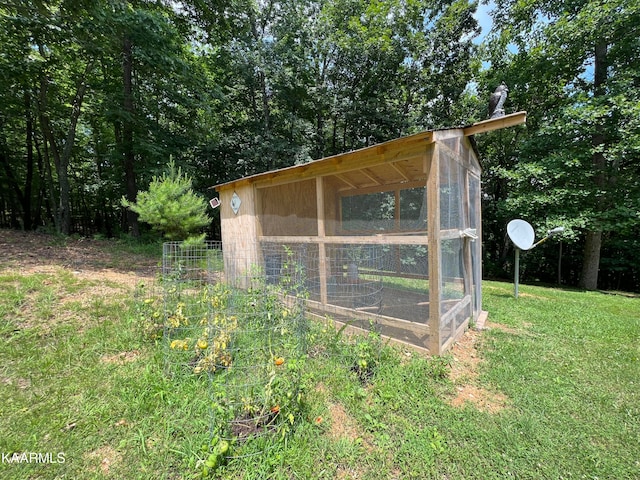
[230,192,241,215]
[209,197,220,209]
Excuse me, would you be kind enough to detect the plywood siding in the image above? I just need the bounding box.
[257,179,317,236]
[219,185,259,283]
[322,175,342,236]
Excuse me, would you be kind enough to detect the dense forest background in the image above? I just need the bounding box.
[1,0,638,291]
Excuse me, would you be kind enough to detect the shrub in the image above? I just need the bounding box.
[122,160,210,241]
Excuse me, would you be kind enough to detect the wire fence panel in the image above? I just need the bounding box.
[159,241,308,456]
[132,240,417,469]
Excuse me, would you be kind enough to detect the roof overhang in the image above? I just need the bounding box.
[214,112,526,191]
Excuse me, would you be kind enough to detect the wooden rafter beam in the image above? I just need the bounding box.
[389,162,410,181]
[463,111,527,136]
[360,168,383,185]
[336,174,358,189]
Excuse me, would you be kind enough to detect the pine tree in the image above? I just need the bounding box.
[122,160,210,241]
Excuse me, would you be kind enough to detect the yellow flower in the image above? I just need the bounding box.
[170,339,189,350]
[219,352,232,367]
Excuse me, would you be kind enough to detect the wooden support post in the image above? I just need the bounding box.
[316,177,328,305]
[476,178,483,314]
[462,171,473,300]
[427,145,441,354]
[471,172,482,316]
[394,189,401,275]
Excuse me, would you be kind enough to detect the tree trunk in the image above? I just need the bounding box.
[0,112,33,230]
[580,231,601,290]
[23,91,34,230]
[0,115,24,227]
[0,153,25,227]
[579,41,608,290]
[34,125,59,231]
[37,50,92,235]
[316,110,324,159]
[33,137,45,228]
[123,35,140,237]
[258,69,273,170]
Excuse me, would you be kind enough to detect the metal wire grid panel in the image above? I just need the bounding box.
[258,241,435,353]
[154,237,471,454]
[160,241,308,453]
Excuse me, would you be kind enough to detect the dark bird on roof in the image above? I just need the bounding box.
[489,82,508,119]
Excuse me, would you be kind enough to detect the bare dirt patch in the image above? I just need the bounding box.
[60,284,129,307]
[327,401,363,443]
[100,350,142,365]
[0,228,157,288]
[85,445,122,476]
[1,229,158,335]
[447,327,509,414]
[0,229,157,279]
[2,376,31,390]
[336,465,366,479]
[327,401,375,480]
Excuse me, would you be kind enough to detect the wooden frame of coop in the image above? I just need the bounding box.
[214,112,526,354]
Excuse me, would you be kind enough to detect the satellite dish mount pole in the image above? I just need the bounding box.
[507,219,534,299]
[514,247,520,298]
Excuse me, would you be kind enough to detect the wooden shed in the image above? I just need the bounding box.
[214,112,526,354]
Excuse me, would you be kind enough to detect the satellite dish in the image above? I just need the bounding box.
[507,219,535,250]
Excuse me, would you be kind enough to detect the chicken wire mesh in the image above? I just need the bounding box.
[257,241,432,352]
[260,241,429,313]
[155,241,309,456]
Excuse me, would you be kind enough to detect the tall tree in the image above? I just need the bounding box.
[208,0,480,180]
[91,1,219,235]
[121,32,139,237]
[1,0,227,235]
[483,0,640,289]
[8,1,100,234]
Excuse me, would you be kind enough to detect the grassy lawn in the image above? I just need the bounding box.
[0,236,638,479]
